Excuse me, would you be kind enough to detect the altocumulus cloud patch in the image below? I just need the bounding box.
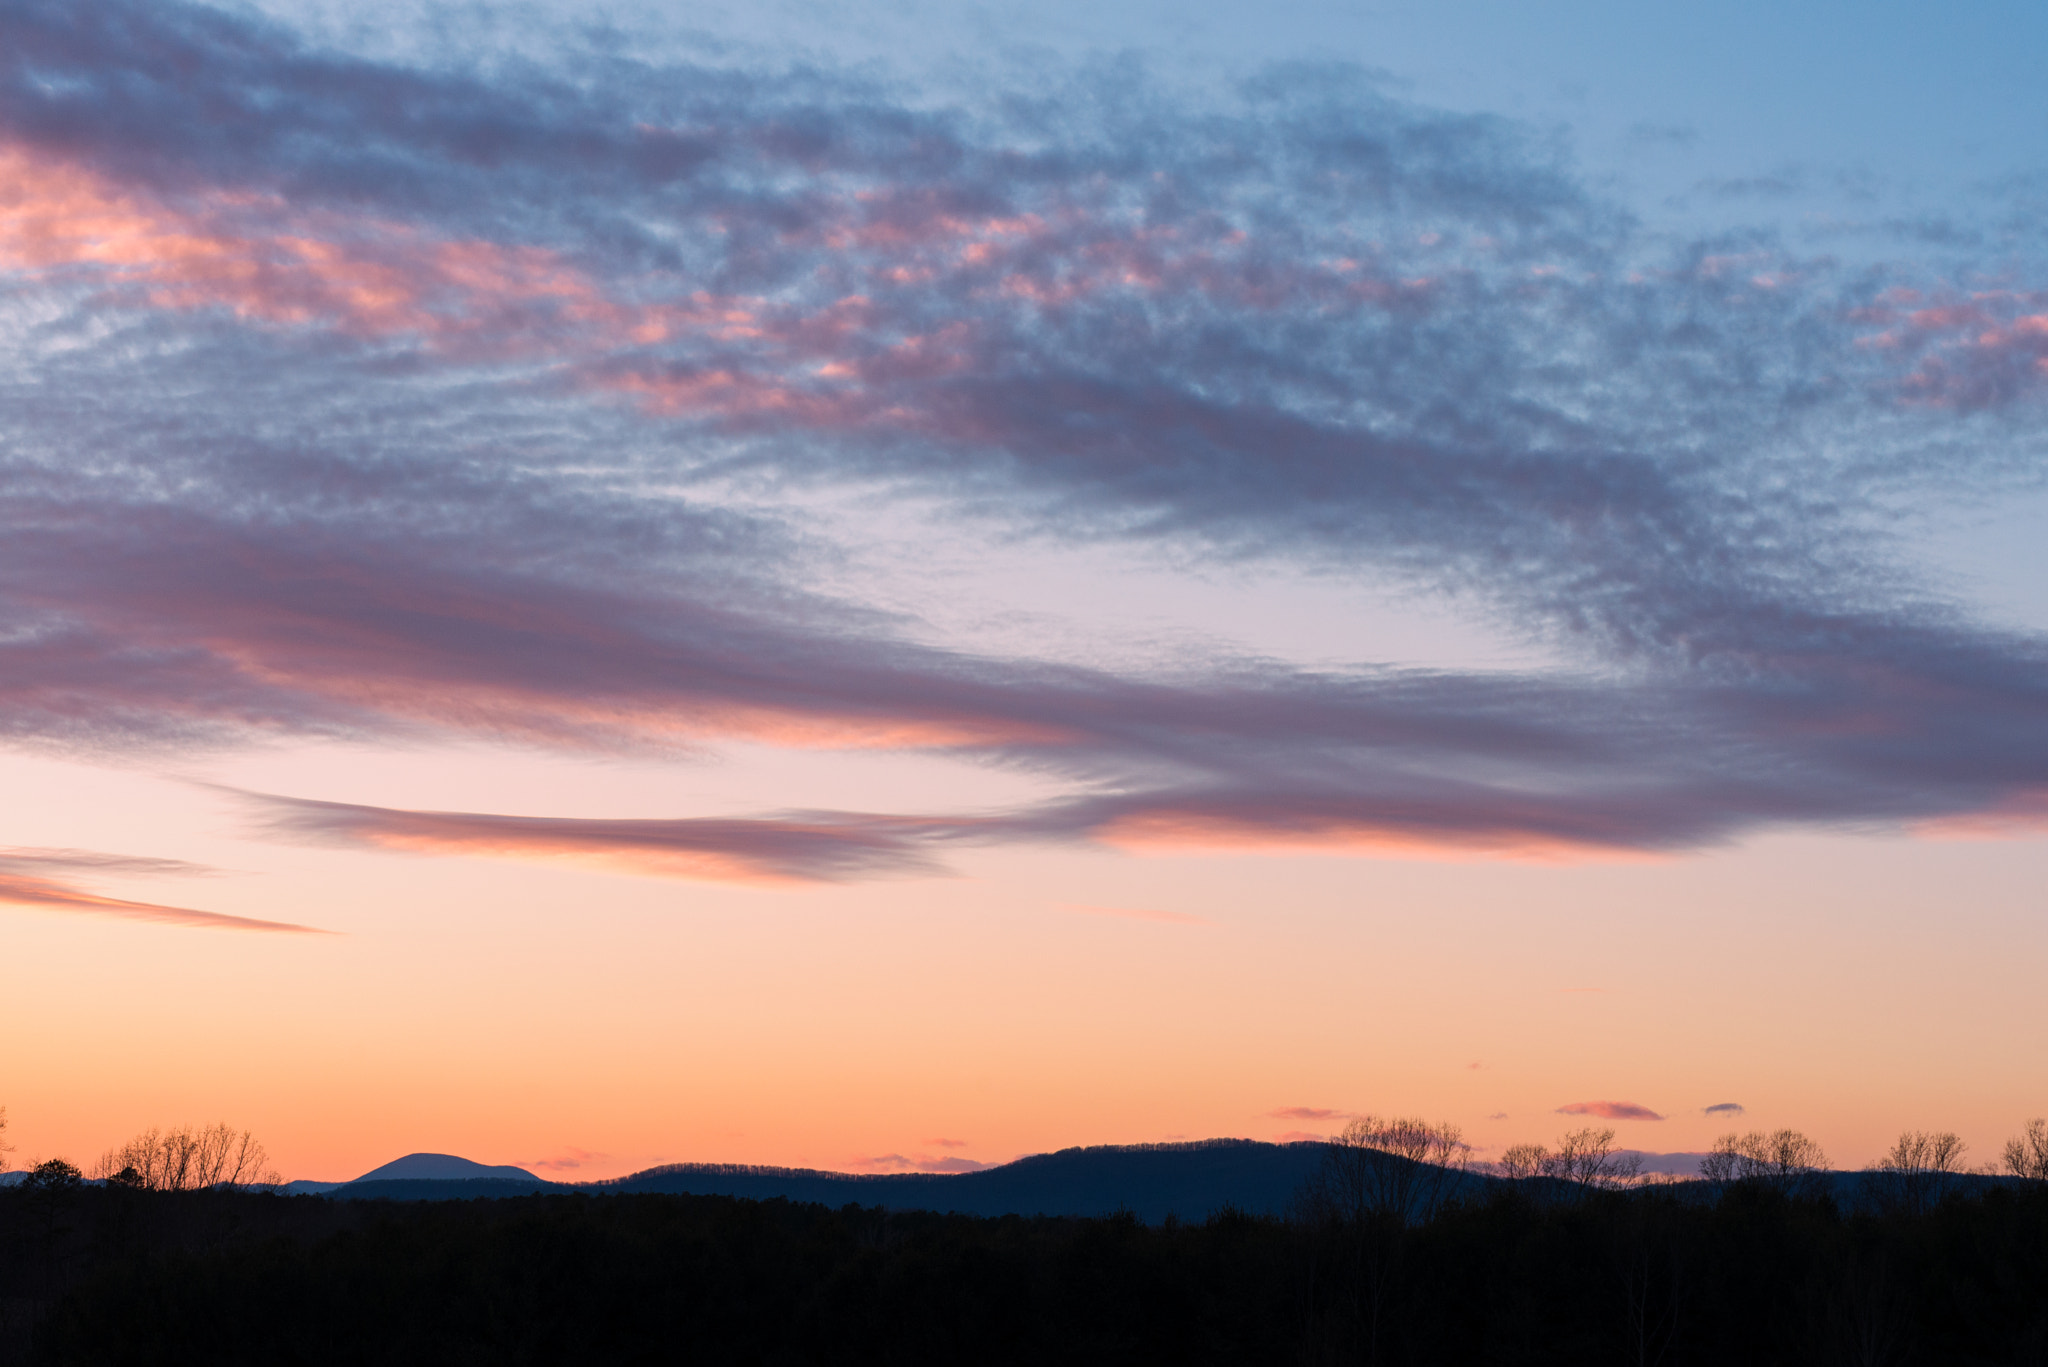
[0,0,2046,881]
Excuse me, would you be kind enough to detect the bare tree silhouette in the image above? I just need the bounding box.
[1295,1116,1472,1226]
[1867,1130,1967,1216]
[1290,1115,1471,1366]
[1550,1128,1641,1194]
[1699,1130,1829,1198]
[89,1123,279,1191]
[2001,1119,2048,1181]
[1498,1143,1548,1182]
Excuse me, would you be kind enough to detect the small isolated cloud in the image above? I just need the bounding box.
[1268,1106,1349,1121]
[850,1153,913,1171]
[1488,1112,1509,1121]
[850,1150,985,1173]
[1557,1100,1664,1122]
[1466,1061,1484,1070]
[923,1137,968,1149]
[1703,1102,1746,1116]
[529,1147,603,1172]
[1059,903,1209,926]
[1274,1130,1326,1143]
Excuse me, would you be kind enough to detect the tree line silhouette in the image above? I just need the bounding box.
[2,1108,2047,1364]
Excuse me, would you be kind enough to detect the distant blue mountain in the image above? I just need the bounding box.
[351,1153,543,1184]
[278,1141,2027,1220]
[331,1177,562,1200]
[290,1139,1348,1217]
[1626,1150,1709,1177]
[594,1138,1422,1223]
[274,1153,553,1199]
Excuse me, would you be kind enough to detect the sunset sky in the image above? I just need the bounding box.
[3,0,2045,1184]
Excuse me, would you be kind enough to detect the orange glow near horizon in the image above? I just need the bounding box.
[3,750,2045,1186]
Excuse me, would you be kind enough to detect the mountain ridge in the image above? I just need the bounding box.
[292,1138,1387,1220]
[272,1138,2030,1219]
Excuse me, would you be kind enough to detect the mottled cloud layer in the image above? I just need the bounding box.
[3,0,2047,874]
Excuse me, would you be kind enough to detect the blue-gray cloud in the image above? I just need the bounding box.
[1,0,2045,866]
[242,790,956,883]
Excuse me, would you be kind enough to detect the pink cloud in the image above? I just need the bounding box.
[923,1138,969,1149]
[849,1153,913,1171]
[0,134,1418,446]
[528,1147,604,1172]
[1268,1106,1348,1121]
[1853,287,2048,409]
[0,143,756,367]
[1095,806,1668,865]
[848,1151,986,1174]
[1556,1100,1664,1122]
[1915,786,2048,838]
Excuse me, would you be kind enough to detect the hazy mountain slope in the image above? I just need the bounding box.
[601,1139,1363,1222]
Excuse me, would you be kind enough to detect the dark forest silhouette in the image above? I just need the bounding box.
[4,1111,2048,1363]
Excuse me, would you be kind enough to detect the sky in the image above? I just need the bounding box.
[1,0,2045,1184]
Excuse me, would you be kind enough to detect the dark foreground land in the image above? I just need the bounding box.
[3,1179,2047,1365]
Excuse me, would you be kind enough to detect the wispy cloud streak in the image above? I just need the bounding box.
[0,849,326,933]
[244,791,958,884]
